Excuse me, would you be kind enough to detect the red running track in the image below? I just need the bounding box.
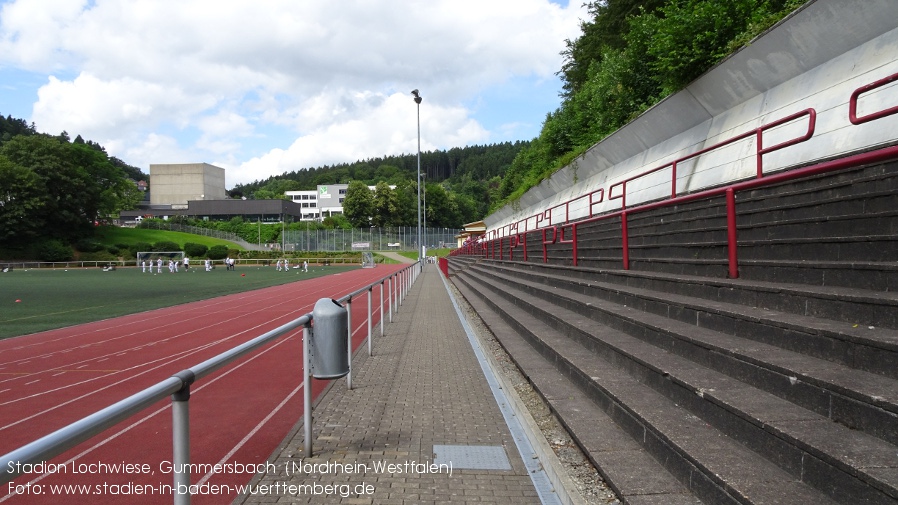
[0,265,406,504]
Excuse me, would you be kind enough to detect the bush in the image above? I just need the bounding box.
[38,240,74,262]
[134,242,152,253]
[79,250,119,262]
[183,242,208,257]
[106,246,120,255]
[75,238,105,253]
[153,240,181,251]
[207,245,229,260]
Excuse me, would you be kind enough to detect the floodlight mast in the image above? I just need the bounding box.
[412,89,423,266]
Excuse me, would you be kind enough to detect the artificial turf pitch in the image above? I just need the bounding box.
[0,264,357,340]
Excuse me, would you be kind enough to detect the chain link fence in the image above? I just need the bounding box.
[136,221,460,252]
[282,226,461,252]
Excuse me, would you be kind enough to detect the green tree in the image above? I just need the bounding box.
[371,181,397,228]
[69,142,142,219]
[322,213,351,229]
[0,135,94,242]
[252,189,278,200]
[342,181,373,227]
[0,155,45,245]
[392,180,418,227]
[423,184,458,228]
[559,0,666,98]
[640,0,759,95]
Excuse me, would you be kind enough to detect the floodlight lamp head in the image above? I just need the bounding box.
[411,89,422,104]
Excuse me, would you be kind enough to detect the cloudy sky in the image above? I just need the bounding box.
[0,0,586,188]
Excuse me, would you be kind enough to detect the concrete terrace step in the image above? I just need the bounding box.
[735,258,898,290]
[467,262,898,443]
[738,164,898,211]
[455,266,898,505]
[453,270,842,505]
[488,259,898,331]
[551,251,898,290]
[452,279,704,505]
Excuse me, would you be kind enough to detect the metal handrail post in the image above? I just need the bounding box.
[367,287,373,356]
[171,371,194,505]
[303,323,312,458]
[388,276,393,320]
[726,188,740,278]
[379,281,385,337]
[345,297,353,390]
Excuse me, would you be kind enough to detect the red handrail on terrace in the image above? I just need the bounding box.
[608,108,816,210]
[849,71,898,125]
[454,72,898,278]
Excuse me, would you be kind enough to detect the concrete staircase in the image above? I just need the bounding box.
[449,161,898,505]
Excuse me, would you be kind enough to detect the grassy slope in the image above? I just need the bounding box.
[94,226,244,250]
[396,248,451,261]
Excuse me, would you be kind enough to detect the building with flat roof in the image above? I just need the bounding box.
[285,184,349,221]
[150,163,227,206]
[316,184,348,218]
[285,190,322,221]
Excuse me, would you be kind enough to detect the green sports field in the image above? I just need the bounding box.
[0,264,357,340]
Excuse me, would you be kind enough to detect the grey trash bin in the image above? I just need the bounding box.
[310,298,350,379]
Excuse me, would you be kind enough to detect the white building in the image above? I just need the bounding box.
[286,184,348,221]
[285,190,322,221]
[286,184,395,222]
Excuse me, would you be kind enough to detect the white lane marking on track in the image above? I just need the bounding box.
[0,328,282,430]
[0,335,300,503]
[0,286,311,374]
[197,381,304,486]
[0,267,383,424]
[0,302,310,401]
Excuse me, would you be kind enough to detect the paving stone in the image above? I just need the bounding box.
[237,266,542,504]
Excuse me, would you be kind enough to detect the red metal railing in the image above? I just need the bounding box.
[453,71,898,278]
[849,72,898,124]
[607,108,815,209]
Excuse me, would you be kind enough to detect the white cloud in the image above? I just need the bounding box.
[0,0,586,187]
[231,91,487,185]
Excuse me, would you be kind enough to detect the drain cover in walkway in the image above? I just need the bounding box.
[433,445,512,470]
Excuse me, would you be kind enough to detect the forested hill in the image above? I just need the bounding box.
[0,114,148,183]
[233,141,528,193]
[231,140,530,221]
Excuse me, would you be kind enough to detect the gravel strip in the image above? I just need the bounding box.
[449,282,621,505]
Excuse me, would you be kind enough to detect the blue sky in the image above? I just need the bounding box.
[0,0,585,187]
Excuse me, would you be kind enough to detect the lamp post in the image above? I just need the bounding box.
[422,171,426,257]
[412,89,423,265]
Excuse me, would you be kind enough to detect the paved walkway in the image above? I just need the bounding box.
[238,265,545,504]
[378,251,417,264]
